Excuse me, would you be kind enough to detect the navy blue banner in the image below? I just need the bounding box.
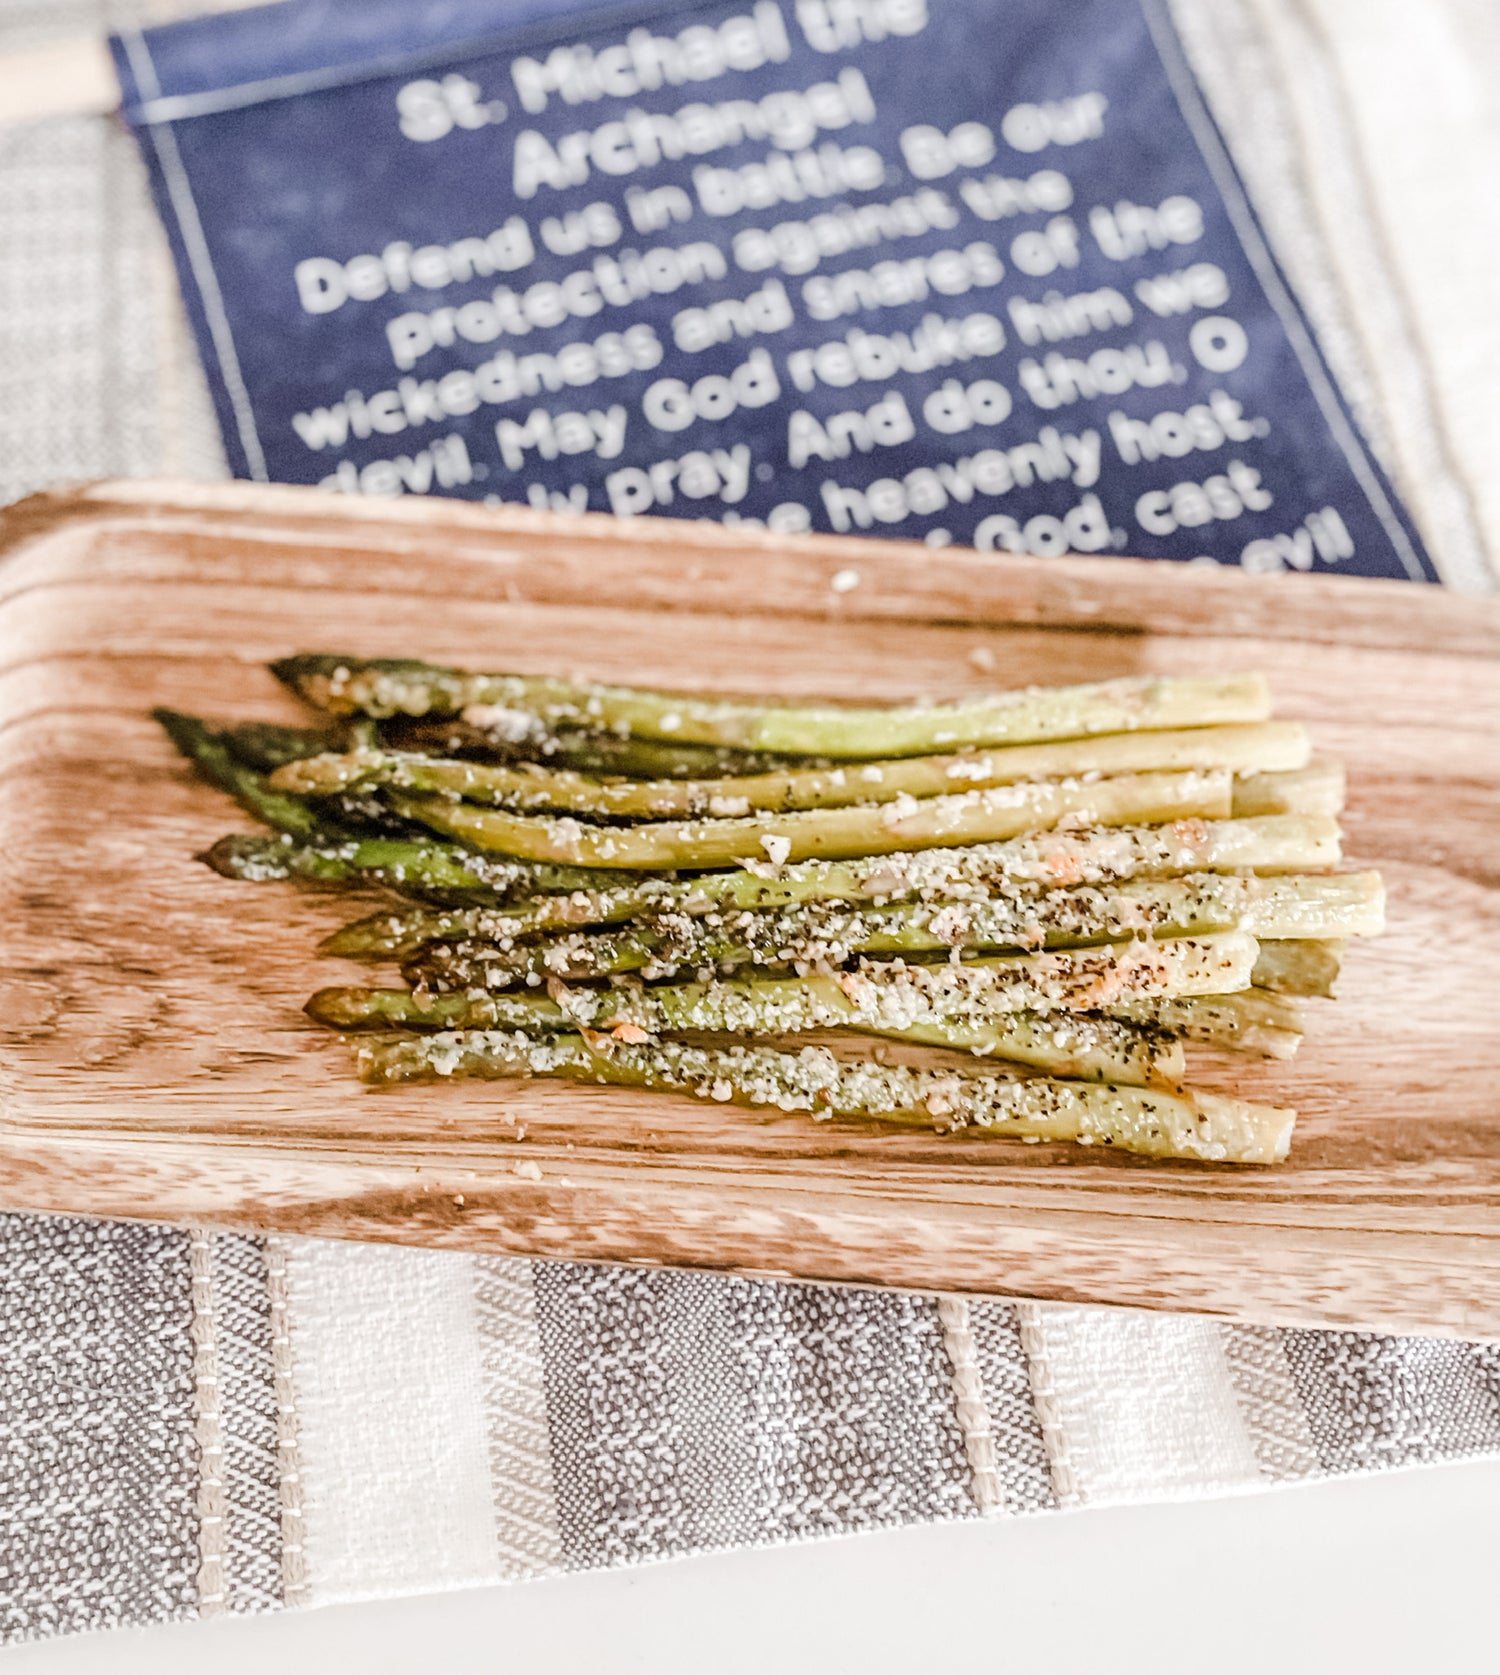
[113,0,1437,579]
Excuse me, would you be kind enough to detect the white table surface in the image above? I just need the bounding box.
[11,1457,1499,1672]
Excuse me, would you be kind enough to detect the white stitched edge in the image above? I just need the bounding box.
[1013,1301,1083,1508]
[189,1228,228,1616]
[263,1235,310,1608]
[473,1256,566,1580]
[119,28,269,481]
[936,1295,1004,1515]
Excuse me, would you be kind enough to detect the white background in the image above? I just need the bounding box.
[11,1458,1500,1672]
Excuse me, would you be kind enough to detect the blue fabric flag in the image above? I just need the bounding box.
[111,0,1437,580]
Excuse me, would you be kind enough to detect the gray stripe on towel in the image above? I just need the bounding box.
[209,1234,284,1614]
[967,1300,1060,1513]
[0,1214,200,1644]
[1283,1330,1500,1473]
[533,1264,975,1569]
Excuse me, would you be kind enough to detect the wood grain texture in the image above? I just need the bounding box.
[2,481,1497,1335]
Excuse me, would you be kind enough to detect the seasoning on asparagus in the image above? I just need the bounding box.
[200,832,620,900]
[304,984,1183,1087]
[318,813,1343,950]
[273,656,1272,756]
[378,872,1382,987]
[270,721,1309,816]
[350,1029,1295,1165]
[165,652,1383,1167]
[411,935,1257,1031]
[384,768,1234,869]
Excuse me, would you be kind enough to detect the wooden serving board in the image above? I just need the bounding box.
[2,480,1498,1336]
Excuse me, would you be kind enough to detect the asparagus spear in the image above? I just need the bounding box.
[305,981,1295,1068]
[307,986,564,1033]
[414,932,1257,1019]
[304,984,1182,1087]
[392,873,1383,986]
[387,768,1233,869]
[319,814,1342,952]
[199,832,621,899]
[385,714,819,779]
[349,1029,1294,1164]
[273,656,1272,756]
[546,733,815,778]
[158,711,423,843]
[218,720,349,772]
[155,709,337,841]
[1123,991,1305,1059]
[1233,759,1346,817]
[271,722,1309,816]
[1252,938,1344,997]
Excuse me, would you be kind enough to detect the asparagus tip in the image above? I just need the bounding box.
[195,837,238,875]
[268,652,345,684]
[152,706,209,755]
[305,987,362,1029]
[318,923,376,957]
[196,833,301,882]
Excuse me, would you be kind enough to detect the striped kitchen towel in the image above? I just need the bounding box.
[6,1217,1500,1641]
[2,0,1498,1647]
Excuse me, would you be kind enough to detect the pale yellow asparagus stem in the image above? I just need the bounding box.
[1252,938,1345,997]
[399,872,1380,990]
[388,769,1233,869]
[1122,991,1306,1059]
[279,658,1272,755]
[568,934,1259,1039]
[352,1029,1294,1164]
[323,813,1343,958]
[1233,758,1346,817]
[272,721,1308,815]
[306,983,1179,1086]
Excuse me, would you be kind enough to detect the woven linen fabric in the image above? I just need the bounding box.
[7,1225,1500,1642]
[2,0,1499,1646]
